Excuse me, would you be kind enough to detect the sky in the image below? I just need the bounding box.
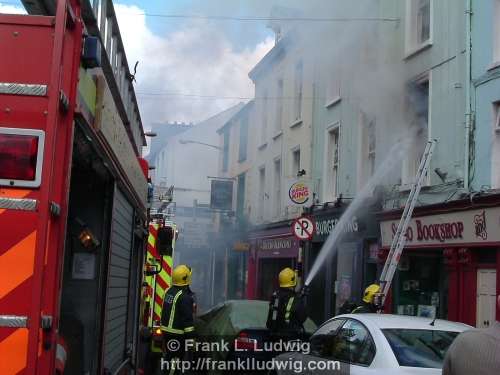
[0,0,336,142]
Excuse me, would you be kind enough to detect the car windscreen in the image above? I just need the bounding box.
[382,329,460,368]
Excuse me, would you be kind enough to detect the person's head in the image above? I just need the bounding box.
[172,264,192,287]
[279,267,297,289]
[363,284,381,305]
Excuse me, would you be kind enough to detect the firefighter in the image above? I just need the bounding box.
[266,267,307,342]
[161,264,196,373]
[351,284,381,313]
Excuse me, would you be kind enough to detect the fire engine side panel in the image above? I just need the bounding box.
[0,2,83,374]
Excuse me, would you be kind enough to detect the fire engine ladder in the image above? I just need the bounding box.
[377,139,437,308]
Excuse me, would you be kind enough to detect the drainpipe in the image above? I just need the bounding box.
[464,0,472,191]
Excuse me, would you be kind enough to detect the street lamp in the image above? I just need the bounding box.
[178,139,222,151]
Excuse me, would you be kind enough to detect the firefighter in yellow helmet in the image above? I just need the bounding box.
[351,284,381,313]
[266,267,307,340]
[161,265,196,371]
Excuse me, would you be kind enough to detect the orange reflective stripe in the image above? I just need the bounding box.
[0,328,29,374]
[0,189,31,215]
[0,231,37,299]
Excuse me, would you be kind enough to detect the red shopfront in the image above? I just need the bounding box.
[247,225,300,301]
[380,201,500,328]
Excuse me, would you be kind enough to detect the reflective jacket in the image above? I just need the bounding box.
[161,286,195,336]
[266,288,307,335]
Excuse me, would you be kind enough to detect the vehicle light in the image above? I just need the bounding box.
[235,333,258,351]
[0,133,39,181]
[155,328,162,336]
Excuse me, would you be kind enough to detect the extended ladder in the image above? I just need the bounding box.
[377,139,437,308]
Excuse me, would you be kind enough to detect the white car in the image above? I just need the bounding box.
[273,314,472,375]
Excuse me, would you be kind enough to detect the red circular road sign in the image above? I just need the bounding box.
[292,217,316,241]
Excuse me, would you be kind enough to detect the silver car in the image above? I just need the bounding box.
[273,314,472,375]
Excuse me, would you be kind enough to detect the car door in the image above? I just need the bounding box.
[275,318,348,375]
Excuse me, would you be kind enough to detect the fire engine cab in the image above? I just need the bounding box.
[0,0,150,374]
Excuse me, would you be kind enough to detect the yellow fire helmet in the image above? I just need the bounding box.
[363,284,381,304]
[172,264,192,286]
[279,267,297,288]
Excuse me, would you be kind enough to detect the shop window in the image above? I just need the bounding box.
[405,0,432,55]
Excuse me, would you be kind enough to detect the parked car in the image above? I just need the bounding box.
[273,313,472,375]
[194,299,316,372]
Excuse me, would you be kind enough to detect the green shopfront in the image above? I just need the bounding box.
[305,204,380,324]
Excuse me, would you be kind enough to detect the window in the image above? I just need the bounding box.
[294,62,303,121]
[292,148,301,177]
[260,91,268,145]
[258,167,266,219]
[404,78,429,185]
[495,1,500,62]
[325,70,341,107]
[222,129,230,172]
[275,79,284,133]
[359,113,376,189]
[273,159,282,217]
[238,115,248,162]
[406,0,432,54]
[326,127,339,201]
[236,173,246,219]
[310,319,346,358]
[330,319,376,366]
[495,102,500,131]
[383,329,459,368]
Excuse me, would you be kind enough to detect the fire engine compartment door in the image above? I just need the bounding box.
[102,187,134,373]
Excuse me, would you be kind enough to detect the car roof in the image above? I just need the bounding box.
[333,313,472,332]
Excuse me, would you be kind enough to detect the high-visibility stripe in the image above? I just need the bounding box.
[161,326,184,335]
[167,290,183,329]
[184,326,194,333]
[0,231,36,299]
[0,328,28,374]
[285,297,295,322]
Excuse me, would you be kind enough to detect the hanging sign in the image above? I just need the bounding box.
[286,179,312,206]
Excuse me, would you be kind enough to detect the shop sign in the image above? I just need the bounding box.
[314,215,359,241]
[286,179,312,206]
[380,207,500,248]
[258,237,294,251]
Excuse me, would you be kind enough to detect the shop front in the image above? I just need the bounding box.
[380,199,500,327]
[306,205,380,323]
[247,223,300,301]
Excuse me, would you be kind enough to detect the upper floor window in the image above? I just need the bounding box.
[292,148,301,177]
[222,129,230,172]
[325,126,340,201]
[258,167,266,220]
[325,70,341,107]
[261,91,268,144]
[238,115,248,162]
[495,102,500,131]
[273,158,282,218]
[494,0,500,63]
[294,62,303,121]
[406,0,432,55]
[275,79,284,133]
[403,78,430,185]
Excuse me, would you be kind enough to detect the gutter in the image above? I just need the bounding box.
[464,0,472,190]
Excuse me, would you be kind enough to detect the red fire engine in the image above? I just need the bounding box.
[0,1,151,374]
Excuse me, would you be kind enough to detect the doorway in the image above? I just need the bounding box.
[476,269,497,328]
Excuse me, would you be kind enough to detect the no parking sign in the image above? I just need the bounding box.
[292,217,316,241]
